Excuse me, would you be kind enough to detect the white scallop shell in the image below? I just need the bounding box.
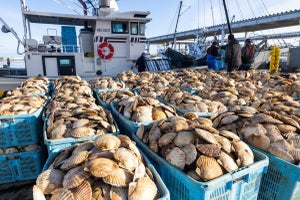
[84,157,119,178]
[103,167,133,187]
[63,166,90,189]
[128,176,158,200]
[165,147,186,170]
[114,147,139,172]
[94,134,121,151]
[61,150,89,171]
[195,155,223,181]
[36,169,65,194]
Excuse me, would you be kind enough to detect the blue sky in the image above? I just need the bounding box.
[0,0,300,58]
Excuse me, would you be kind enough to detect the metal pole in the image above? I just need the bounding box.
[173,1,183,50]
[222,0,232,35]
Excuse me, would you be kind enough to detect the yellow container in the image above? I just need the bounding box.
[0,91,4,97]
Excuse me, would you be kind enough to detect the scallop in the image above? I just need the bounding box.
[181,144,197,165]
[133,162,146,181]
[72,141,94,156]
[232,140,254,167]
[196,144,222,157]
[72,118,90,129]
[195,155,223,181]
[84,157,119,178]
[61,150,89,171]
[50,124,67,139]
[158,132,177,147]
[183,112,198,120]
[51,188,74,200]
[36,169,65,194]
[214,134,232,154]
[247,133,270,151]
[217,151,238,173]
[114,147,139,172]
[173,131,194,147]
[136,106,153,122]
[71,180,92,200]
[103,167,133,187]
[268,146,294,163]
[128,177,158,200]
[33,185,46,200]
[219,130,240,141]
[194,128,218,145]
[110,186,128,200]
[165,147,186,170]
[63,166,90,189]
[94,134,121,150]
[71,127,95,138]
[152,107,167,120]
[118,134,142,161]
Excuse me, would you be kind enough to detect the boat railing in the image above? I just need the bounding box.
[28,44,81,54]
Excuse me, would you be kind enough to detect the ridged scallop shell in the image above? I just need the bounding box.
[136,105,153,122]
[277,124,297,133]
[217,151,238,173]
[114,147,139,171]
[196,124,219,134]
[52,145,78,168]
[71,180,92,200]
[136,125,145,140]
[194,128,218,145]
[94,134,121,150]
[128,176,158,200]
[50,124,67,139]
[165,147,186,170]
[33,185,46,200]
[71,127,95,138]
[214,134,232,154]
[197,144,222,157]
[232,140,254,167]
[61,150,89,171]
[72,119,90,129]
[173,131,194,147]
[181,144,197,165]
[51,188,74,200]
[158,132,177,147]
[133,162,146,181]
[103,167,133,187]
[183,112,198,120]
[36,169,65,194]
[195,155,223,181]
[268,146,294,163]
[264,124,284,143]
[110,187,128,200]
[72,141,94,156]
[290,149,300,162]
[250,113,283,124]
[84,157,119,178]
[287,134,300,148]
[247,134,270,151]
[118,134,142,161]
[240,123,266,140]
[219,130,240,141]
[63,166,90,189]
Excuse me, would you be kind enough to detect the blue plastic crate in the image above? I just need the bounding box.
[132,133,269,200]
[0,106,45,148]
[0,146,47,184]
[43,119,120,154]
[110,102,154,138]
[251,146,300,200]
[43,146,170,200]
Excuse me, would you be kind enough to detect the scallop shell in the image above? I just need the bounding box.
[158,132,177,147]
[71,180,92,200]
[51,188,74,200]
[103,167,133,187]
[219,130,240,141]
[128,176,158,200]
[152,108,167,120]
[290,149,300,162]
[50,124,67,139]
[268,146,294,163]
[263,124,284,143]
[217,151,238,173]
[52,145,78,168]
[219,114,239,125]
[72,119,90,129]
[240,123,266,140]
[114,147,139,172]
[194,128,218,145]
[63,166,90,189]
[118,134,142,162]
[232,140,254,167]
[197,143,222,157]
[183,112,198,120]
[186,170,202,181]
[36,169,65,194]
[173,131,194,147]
[214,134,232,153]
[181,144,197,165]
[94,134,121,150]
[110,186,128,200]
[133,162,146,181]
[165,147,186,170]
[84,157,119,178]
[136,106,153,122]
[71,127,95,138]
[247,133,270,151]
[33,185,46,200]
[250,113,283,124]
[277,124,297,133]
[287,134,300,148]
[136,125,145,140]
[72,141,94,156]
[61,150,89,171]
[195,155,223,181]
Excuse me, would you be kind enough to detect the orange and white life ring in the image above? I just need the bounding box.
[97,42,114,59]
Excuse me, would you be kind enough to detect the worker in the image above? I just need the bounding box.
[225,34,241,72]
[136,52,147,72]
[240,38,256,70]
[206,41,220,71]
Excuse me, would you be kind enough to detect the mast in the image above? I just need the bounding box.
[222,0,232,35]
[173,1,182,50]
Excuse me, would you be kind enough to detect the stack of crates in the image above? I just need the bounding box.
[0,79,49,184]
[61,26,77,53]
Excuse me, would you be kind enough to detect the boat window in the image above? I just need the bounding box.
[60,59,71,65]
[112,21,129,34]
[139,23,146,35]
[131,22,138,35]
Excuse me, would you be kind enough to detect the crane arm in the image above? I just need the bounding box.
[0,17,25,46]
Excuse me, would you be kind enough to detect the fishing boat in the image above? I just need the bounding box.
[0,0,151,79]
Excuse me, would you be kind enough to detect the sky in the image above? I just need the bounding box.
[0,0,300,59]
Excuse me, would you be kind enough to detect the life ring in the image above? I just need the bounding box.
[97,42,114,59]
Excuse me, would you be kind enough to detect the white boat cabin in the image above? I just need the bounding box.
[22,0,151,77]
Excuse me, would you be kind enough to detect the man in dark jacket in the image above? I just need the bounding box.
[136,52,147,72]
[240,38,256,70]
[225,34,241,72]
